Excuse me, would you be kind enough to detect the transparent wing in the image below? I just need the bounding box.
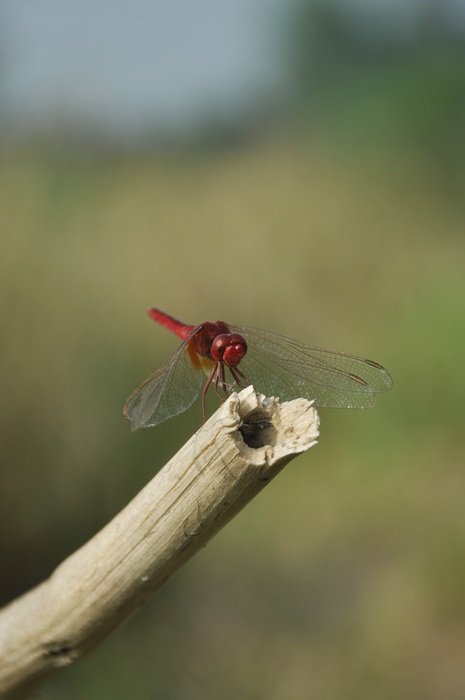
[230,324,393,409]
[123,339,204,430]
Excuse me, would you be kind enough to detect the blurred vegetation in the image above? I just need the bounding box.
[2,139,464,699]
[289,0,465,186]
[1,1,465,698]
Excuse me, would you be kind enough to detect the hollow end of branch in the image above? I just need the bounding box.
[0,387,319,697]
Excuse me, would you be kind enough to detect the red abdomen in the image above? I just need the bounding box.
[147,308,195,341]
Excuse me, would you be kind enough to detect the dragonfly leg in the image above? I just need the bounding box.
[213,363,230,399]
[200,362,251,420]
[201,365,218,421]
[230,365,250,389]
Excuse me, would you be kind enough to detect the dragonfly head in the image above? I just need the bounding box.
[210,332,247,367]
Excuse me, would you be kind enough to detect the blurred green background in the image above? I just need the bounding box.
[1,1,465,698]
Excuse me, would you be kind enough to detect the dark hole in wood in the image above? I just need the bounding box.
[239,414,274,448]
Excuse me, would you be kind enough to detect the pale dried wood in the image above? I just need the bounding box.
[0,387,319,696]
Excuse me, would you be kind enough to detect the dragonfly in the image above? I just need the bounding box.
[123,308,393,430]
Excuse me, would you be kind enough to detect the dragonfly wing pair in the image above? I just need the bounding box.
[230,324,393,409]
[123,334,204,430]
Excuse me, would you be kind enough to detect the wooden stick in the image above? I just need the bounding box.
[0,387,319,696]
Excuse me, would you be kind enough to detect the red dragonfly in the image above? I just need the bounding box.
[123,308,393,430]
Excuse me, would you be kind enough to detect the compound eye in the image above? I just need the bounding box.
[223,343,246,367]
[223,334,247,367]
[210,334,232,361]
[229,334,247,352]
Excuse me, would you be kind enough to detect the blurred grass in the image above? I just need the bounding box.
[1,138,465,699]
